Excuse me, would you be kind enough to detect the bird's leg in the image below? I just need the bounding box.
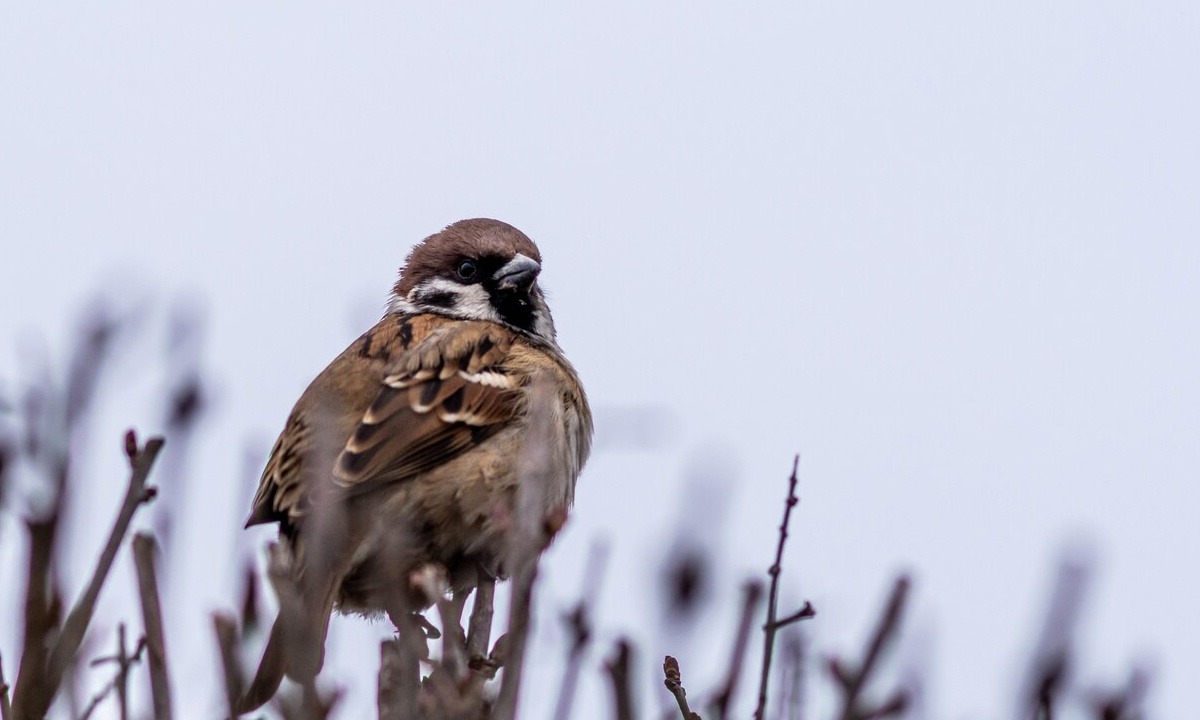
[385,602,441,642]
[437,592,469,680]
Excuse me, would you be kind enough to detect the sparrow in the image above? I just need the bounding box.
[237,218,592,711]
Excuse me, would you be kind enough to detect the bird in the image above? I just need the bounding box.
[237,218,592,711]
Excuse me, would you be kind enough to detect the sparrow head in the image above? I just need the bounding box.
[390,219,557,341]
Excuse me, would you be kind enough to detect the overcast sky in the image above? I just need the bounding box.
[2,2,1198,718]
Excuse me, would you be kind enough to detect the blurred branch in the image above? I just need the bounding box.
[13,431,162,719]
[775,630,805,720]
[0,430,13,518]
[492,374,556,720]
[552,541,609,720]
[11,511,63,720]
[711,581,764,719]
[603,639,636,720]
[663,656,701,720]
[1023,555,1091,720]
[11,385,65,720]
[153,301,208,576]
[377,635,420,720]
[275,684,341,720]
[79,625,146,720]
[212,612,244,718]
[755,455,815,720]
[465,575,496,666]
[0,652,12,720]
[490,557,537,720]
[1094,666,1149,720]
[829,575,911,720]
[132,533,173,720]
[47,433,163,685]
[435,593,469,682]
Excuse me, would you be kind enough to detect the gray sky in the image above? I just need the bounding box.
[2,2,1198,718]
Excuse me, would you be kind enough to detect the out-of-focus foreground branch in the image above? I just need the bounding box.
[0,306,1161,720]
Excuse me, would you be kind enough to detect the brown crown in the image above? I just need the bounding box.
[394,219,543,296]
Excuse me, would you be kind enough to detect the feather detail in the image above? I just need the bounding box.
[333,321,524,490]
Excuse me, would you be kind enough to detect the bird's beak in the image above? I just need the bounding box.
[492,253,541,291]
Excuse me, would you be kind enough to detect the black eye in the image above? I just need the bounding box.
[456,259,478,281]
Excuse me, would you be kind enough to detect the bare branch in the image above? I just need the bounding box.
[1023,556,1091,720]
[775,630,805,720]
[771,602,816,632]
[10,386,66,720]
[663,656,701,720]
[830,575,911,720]
[465,574,496,665]
[377,636,419,720]
[755,456,815,720]
[275,683,341,720]
[552,541,609,720]
[604,639,636,720]
[14,431,163,719]
[436,592,469,682]
[50,433,163,678]
[1094,665,1150,720]
[711,581,764,719]
[79,628,147,720]
[132,533,173,720]
[0,651,13,720]
[491,557,538,720]
[11,512,63,720]
[212,612,244,718]
[492,374,556,720]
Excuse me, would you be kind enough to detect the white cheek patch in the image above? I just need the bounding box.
[386,278,560,346]
[393,278,503,324]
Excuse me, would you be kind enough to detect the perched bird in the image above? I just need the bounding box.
[238,219,592,711]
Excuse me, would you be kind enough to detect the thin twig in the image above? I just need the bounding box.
[276,683,341,720]
[10,387,66,720]
[436,593,469,682]
[377,635,420,720]
[133,533,173,720]
[663,656,701,720]
[1023,556,1090,720]
[552,541,609,720]
[47,433,163,683]
[712,581,765,719]
[465,574,496,664]
[14,431,162,720]
[1094,665,1150,720]
[775,629,805,720]
[492,375,555,720]
[79,631,147,720]
[771,602,816,632]
[491,558,538,720]
[12,309,125,718]
[604,639,636,720]
[116,625,130,720]
[830,575,911,720]
[0,651,13,720]
[755,456,816,720]
[462,574,498,704]
[212,612,244,718]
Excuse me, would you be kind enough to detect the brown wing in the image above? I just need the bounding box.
[332,320,525,491]
[246,314,434,531]
[246,412,313,530]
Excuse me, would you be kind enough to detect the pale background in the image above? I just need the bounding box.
[1,2,1197,718]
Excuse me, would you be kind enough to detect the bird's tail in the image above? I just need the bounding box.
[235,591,338,714]
[236,616,287,714]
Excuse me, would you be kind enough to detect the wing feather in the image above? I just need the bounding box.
[245,315,532,529]
[333,322,523,491]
